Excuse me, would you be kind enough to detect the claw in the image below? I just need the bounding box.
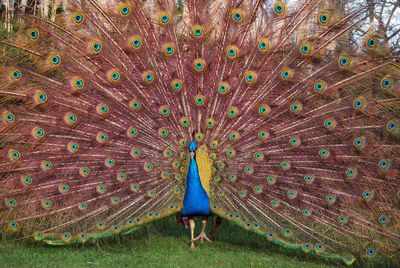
[190,240,196,250]
[193,231,212,244]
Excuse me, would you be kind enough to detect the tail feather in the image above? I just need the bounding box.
[0,0,399,265]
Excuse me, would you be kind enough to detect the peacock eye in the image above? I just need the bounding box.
[386,119,398,132]
[8,68,22,80]
[179,117,190,127]
[299,40,313,56]
[318,148,330,159]
[142,70,155,83]
[378,215,389,224]
[192,25,205,38]
[159,12,171,25]
[383,80,389,87]
[366,248,377,256]
[88,39,102,54]
[193,58,206,72]
[158,127,169,138]
[70,77,85,92]
[39,93,47,101]
[107,69,121,82]
[194,94,206,106]
[162,43,175,56]
[318,10,332,26]
[338,55,351,68]
[273,1,286,15]
[129,35,143,50]
[121,7,130,15]
[362,190,374,201]
[227,106,239,119]
[205,118,216,129]
[48,54,61,66]
[231,9,244,22]
[71,12,84,24]
[217,81,230,95]
[226,45,239,59]
[244,70,257,84]
[368,39,374,47]
[257,104,270,116]
[30,29,39,39]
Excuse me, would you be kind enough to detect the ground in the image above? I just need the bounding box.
[0,217,392,268]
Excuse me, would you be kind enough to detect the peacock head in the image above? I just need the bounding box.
[189,140,197,151]
[189,140,197,159]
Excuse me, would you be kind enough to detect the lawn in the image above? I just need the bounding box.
[0,217,389,268]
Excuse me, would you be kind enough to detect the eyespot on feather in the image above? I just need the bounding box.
[338,54,352,69]
[180,117,191,127]
[192,25,205,39]
[2,110,16,125]
[33,90,48,105]
[118,2,132,16]
[88,39,102,54]
[244,70,257,84]
[107,69,121,83]
[257,37,270,53]
[31,126,45,139]
[129,35,143,50]
[273,1,287,16]
[227,106,239,119]
[226,45,239,59]
[162,42,175,57]
[280,67,294,81]
[96,103,110,117]
[299,40,313,56]
[142,70,156,84]
[96,131,109,144]
[26,27,40,41]
[8,67,22,81]
[70,11,85,25]
[7,149,21,162]
[69,76,85,93]
[317,10,332,26]
[159,11,171,25]
[231,9,245,23]
[64,112,78,126]
[171,79,184,92]
[289,101,302,115]
[129,99,142,111]
[47,53,61,67]
[159,105,171,117]
[67,142,79,154]
[193,58,206,72]
[194,94,206,107]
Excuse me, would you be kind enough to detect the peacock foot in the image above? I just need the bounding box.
[190,240,196,250]
[193,231,212,244]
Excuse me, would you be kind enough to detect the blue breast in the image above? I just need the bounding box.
[181,157,211,217]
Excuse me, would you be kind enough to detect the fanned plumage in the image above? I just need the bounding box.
[1,0,399,265]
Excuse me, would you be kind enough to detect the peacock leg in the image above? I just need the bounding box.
[189,218,196,250]
[210,216,222,240]
[193,217,212,244]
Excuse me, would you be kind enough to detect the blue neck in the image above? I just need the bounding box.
[180,155,211,216]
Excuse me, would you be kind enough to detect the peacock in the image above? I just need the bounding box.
[1,0,399,266]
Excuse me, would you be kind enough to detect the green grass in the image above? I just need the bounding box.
[0,217,389,268]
